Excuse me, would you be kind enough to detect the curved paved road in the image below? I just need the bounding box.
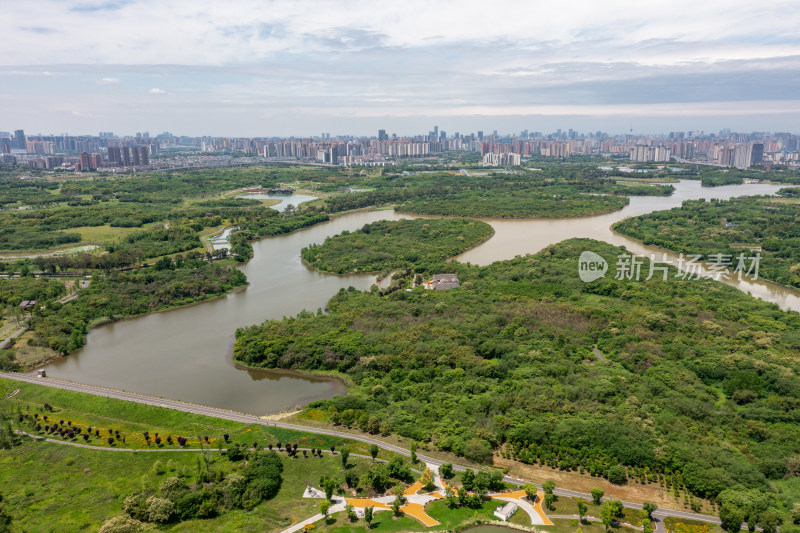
[1,371,725,529]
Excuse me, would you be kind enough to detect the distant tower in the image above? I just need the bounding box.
[79,152,91,170]
[14,129,26,150]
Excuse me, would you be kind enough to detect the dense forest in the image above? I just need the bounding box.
[318,168,673,218]
[236,238,800,507]
[396,187,630,218]
[301,219,494,274]
[613,196,800,288]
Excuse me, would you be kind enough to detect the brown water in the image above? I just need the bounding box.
[43,210,415,415]
[40,181,800,413]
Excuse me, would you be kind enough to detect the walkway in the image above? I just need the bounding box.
[0,326,27,349]
[488,489,552,526]
[0,371,726,530]
[288,462,545,531]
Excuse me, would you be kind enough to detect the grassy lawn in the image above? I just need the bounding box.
[70,224,142,243]
[1,378,388,458]
[540,519,638,533]
[0,439,381,532]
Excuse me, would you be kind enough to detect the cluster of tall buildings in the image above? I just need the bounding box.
[1,127,799,171]
[629,145,673,163]
[708,143,764,169]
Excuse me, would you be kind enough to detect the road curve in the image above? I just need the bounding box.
[1,371,724,528]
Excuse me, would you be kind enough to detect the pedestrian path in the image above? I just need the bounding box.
[488,489,553,526]
[281,463,552,532]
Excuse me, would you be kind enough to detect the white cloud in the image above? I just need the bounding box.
[3,0,800,66]
[2,0,800,134]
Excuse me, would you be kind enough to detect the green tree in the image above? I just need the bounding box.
[542,480,556,494]
[369,444,379,461]
[438,463,454,479]
[718,488,777,533]
[345,503,357,522]
[392,496,404,516]
[642,517,654,533]
[461,469,475,491]
[364,506,374,528]
[319,500,330,521]
[444,487,458,508]
[410,442,418,464]
[341,448,350,470]
[757,508,783,533]
[463,437,493,464]
[608,464,628,485]
[344,470,359,490]
[544,493,555,511]
[523,483,538,502]
[591,488,604,505]
[792,502,800,524]
[320,475,339,501]
[642,502,657,519]
[577,499,588,521]
[364,464,390,493]
[600,500,623,531]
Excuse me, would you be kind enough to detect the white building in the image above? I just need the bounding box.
[482,152,521,166]
[493,501,518,521]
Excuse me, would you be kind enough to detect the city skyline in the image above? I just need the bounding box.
[3,0,800,135]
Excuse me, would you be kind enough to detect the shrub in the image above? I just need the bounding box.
[122,492,148,521]
[145,496,175,524]
[98,515,144,533]
[220,473,247,509]
[159,477,189,501]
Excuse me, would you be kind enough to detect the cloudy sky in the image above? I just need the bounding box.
[3,0,800,137]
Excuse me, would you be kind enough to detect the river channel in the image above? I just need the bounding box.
[40,180,800,414]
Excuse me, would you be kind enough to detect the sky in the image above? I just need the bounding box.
[3,0,800,137]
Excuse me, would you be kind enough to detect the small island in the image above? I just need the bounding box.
[301,218,494,274]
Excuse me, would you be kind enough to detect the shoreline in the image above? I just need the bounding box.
[608,227,800,299]
[23,283,249,372]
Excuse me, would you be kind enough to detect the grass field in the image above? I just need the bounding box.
[70,224,143,243]
[0,378,382,458]
[0,439,382,532]
[4,330,59,367]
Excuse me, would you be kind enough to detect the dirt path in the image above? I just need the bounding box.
[0,326,28,349]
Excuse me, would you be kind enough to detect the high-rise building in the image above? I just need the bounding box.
[378,129,388,141]
[132,146,141,166]
[2,144,10,155]
[122,146,131,166]
[750,143,764,166]
[91,154,103,169]
[14,130,26,150]
[139,147,149,166]
[107,146,121,166]
[79,152,92,170]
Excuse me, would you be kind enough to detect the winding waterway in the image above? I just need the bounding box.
[40,180,800,414]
